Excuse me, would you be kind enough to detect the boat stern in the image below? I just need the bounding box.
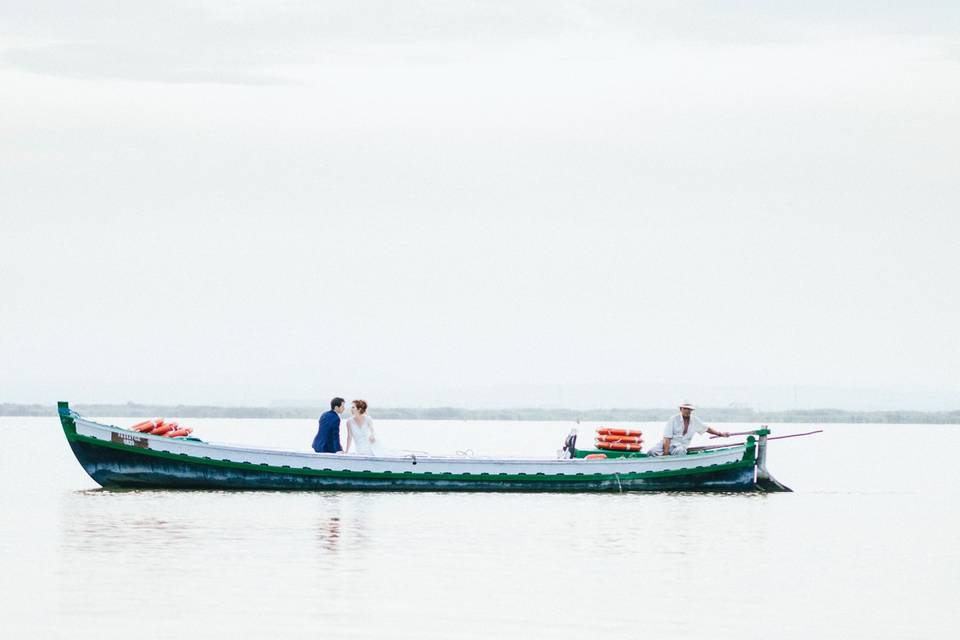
[754,429,792,492]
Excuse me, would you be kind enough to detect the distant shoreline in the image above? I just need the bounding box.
[3,403,959,424]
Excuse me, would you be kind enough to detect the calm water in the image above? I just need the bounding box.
[1,416,958,639]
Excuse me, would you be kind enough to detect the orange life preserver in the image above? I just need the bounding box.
[584,453,608,460]
[595,434,643,444]
[596,428,642,437]
[166,428,192,438]
[595,441,644,452]
[151,423,176,436]
[130,420,156,432]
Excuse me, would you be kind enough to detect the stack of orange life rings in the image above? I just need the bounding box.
[129,419,194,438]
[594,427,643,452]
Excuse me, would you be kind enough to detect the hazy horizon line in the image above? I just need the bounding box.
[6,402,959,424]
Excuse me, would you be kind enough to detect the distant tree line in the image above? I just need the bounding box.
[3,402,959,424]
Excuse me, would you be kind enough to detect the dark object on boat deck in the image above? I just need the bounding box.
[562,431,578,458]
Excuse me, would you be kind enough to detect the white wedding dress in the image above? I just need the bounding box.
[345,416,381,456]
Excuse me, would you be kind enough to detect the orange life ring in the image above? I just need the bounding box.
[595,434,643,444]
[584,453,608,460]
[595,441,644,452]
[596,428,642,437]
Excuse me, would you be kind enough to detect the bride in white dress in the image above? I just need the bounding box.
[344,399,381,456]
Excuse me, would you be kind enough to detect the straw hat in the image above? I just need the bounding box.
[678,403,696,410]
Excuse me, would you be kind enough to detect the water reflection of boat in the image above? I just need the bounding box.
[58,402,790,492]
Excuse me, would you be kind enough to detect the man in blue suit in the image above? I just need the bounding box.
[312,397,346,453]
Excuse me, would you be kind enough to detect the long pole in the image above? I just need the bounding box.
[708,430,758,439]
[689,430,823,452]
[709,429,823,440]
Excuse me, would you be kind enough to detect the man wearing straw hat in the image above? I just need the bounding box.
[647,403,730,456]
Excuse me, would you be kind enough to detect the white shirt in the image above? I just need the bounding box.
[661,413,708,448]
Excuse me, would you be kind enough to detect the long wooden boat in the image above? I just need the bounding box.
[58,402,791,492]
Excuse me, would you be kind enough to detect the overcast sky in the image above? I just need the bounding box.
[2,2,958,410]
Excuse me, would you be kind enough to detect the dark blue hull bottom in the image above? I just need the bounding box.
[70,440,763,493]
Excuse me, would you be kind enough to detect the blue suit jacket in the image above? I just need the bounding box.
[312,410,342,453]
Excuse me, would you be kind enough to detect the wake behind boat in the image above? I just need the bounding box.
[57,402,791,492]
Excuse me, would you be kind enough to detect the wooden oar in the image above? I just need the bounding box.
[767,429,823,440]
[709,428,824,440]
[690,430,823,452]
